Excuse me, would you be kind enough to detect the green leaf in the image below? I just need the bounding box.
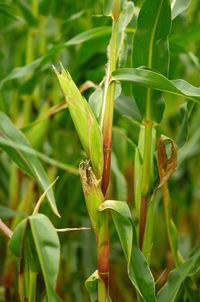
[85,271,99,302]
[0,27,111,89]
[176,101,195,147]
[9,214,61,302]
[171,0,191,20]
[112,68,200,104]
[85,270,112,302]
[66,27,111,46]
[0,112,60,217]
[111,152,127,201]
[0,135,78,175]
[117,1,134,60]
[0,1,17,19]
[132,0,171,122]
[99,200,156,302]
[103,0,114,16]
[114,95,141,121]
[16,0,38,26]
[0,205,25,219]
[89,86,103,120]
[157,245,200,302]
[29,214,61,302]
[54,65,103,179]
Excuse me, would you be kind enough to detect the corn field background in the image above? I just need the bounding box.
[0,0,200,301]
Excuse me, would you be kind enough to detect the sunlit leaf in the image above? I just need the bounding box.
[54,65,103,179]
[171,0,191,20]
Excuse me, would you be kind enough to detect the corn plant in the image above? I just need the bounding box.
[0,0,200,301]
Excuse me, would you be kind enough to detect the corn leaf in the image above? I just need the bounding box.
[85,270,112,302]
[0,27,111,89]
[0,112,60,217]
[9,214,61,302]
[54,65,103,178]
[112,67,200,104]
[29,214,61,302]
[0,136,78,175]
[132,0,171,123]
[0,205,25,219]
[99,200,156,302]
[157,244,200,302]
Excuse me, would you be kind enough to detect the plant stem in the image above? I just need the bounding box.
[97,212,109,301]
[79,161,109,300]
[139,101,153,249]
[101,15,118,196]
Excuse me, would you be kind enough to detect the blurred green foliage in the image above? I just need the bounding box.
[0,0,200,301]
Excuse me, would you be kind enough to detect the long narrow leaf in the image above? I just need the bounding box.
[29,214,61,302]
[0,112,60,217]
[0,27,111,89]
[157,245,200,302]
[112,68,200,103]
[99,200,156,302]
[132,0,171,122]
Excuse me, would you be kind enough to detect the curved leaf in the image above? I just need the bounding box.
[0,136,78,175]
[29,214,61,302]
[0,112,60,217]
[157,245,200,302]
[112,68,200,104]
[171,0,191,20]
[85,270,112,302]
[9,214,61,302]
[99,200,156,302]
[132,0,171,122]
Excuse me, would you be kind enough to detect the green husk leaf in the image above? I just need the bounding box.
[79,160,104,233]
[54,65,103,179]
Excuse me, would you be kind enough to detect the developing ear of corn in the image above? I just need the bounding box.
[79,160,104,234]
[79,160,109,299]
[53,65,103,179]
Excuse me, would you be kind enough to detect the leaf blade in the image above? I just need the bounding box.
[99,200,156,302]
[112,68,200,103]
[0,112,60,217]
